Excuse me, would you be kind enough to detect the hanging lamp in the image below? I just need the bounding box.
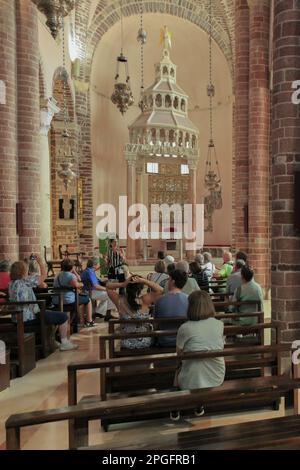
[137,1,147,112]
[57,20,76,190]
[32,0,75,40]
[204,0,222,232]
[111,1,134,115]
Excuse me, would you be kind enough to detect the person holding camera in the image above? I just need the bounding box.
[9,255,78,351]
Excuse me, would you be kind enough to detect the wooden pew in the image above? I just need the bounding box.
[103,312,270,359]
[0,349,10,392]
[0,308,36,378]
[82,336,284,399]
[0,300,53,360]
[82,415,300,451]
[6,349,299,450]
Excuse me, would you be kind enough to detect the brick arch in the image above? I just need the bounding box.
[52,67,75,123]
[85,0,234,79]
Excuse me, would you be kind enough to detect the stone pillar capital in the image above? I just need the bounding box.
[125,152,138,167]
[247,0,270,9]
[187,156,199,171]
[40,97,60,136]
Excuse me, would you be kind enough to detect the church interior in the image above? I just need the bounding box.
[1,0,300,452]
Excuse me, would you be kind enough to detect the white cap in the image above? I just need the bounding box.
[164,255,175,266]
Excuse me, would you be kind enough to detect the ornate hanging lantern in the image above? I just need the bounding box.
[111,2,134,115]
[137,2,147,112]
[32,0,75,39]
[57,21,76,190]
[204,0,223,232]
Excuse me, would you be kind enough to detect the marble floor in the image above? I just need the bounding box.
[0,297,279,450]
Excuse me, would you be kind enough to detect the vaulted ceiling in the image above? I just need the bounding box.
[75,0,235,74]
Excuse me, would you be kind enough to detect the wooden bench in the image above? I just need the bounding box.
[0,300,55,360]
[0,308,36,378]
[68,342,288,432]
[80,414,300,451]
[0,349,10,392]
[176,414,300,450]
[6,371,300,450]
[44,246,62,277]
[101,320,278,363]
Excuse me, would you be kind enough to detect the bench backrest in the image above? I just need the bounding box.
[6,346,296,450]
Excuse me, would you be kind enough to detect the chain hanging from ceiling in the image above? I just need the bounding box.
[137,1,147,112]
[32,0,75,39]
[111,1,134,115]
[57,19,76,190]
[204,0,222,232]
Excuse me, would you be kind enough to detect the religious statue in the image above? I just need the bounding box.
[160,26,172,53]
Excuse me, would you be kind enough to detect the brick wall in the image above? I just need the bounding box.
[0,0,18,261]
[16,0,41,260]
[271,0,300,342]
[234,0,250,254]
[248,0,271,292]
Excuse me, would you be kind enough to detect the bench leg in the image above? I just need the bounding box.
[6,427,20,450]
[71,418,88,449]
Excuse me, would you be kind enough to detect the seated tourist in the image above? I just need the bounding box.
[189,261,209,291]
[167,262,176,275]
[148,260,169,288]
[164,255,175,267]
[0,260,10,302]
[154,269,189,347]
[176,290,225,391]
[176,261,200,295]
[202,252,215,281]
[9,257,77,351]
[227,259,246,297]
[81,257,116,321]
[215,251,234,280]
[107,275,163,350]
[233,266,264,325]
[158,251,166,261]
[53,259,94,327]
[235,250,248,266]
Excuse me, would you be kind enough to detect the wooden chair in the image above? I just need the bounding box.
[0,349,10,392]
[0,307,36,378]
[44,246,62,277]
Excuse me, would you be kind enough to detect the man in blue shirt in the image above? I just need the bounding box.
[154,269,188,347]
[81,257,116,321]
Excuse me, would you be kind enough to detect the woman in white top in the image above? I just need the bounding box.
[202,252,216,281]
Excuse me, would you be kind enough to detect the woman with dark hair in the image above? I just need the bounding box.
[53,259,94,327]
[189,261,209,291]
[107,276,163,349]
[176,291,225,391]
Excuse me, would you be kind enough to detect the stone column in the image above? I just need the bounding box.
[0,0,18,261]
[16,0,41,259]
[135,162,144,259]
[126,152,137,263]
[271,0,300,343]
[234,0,250,253]
[39,98,60,250]
[186,159,198,260]
[248,0,270,293]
